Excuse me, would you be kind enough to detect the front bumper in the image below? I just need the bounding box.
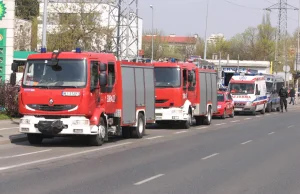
[155,107,188,121]
[234,106,256,112]
[19,115,98,136]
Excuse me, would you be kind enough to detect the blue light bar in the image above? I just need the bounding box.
[75,48,81,53]
[41,47,47,53]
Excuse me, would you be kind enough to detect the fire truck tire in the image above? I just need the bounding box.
[132,113,145,138]
[89,117,105,146]
[27,134,43,145]
[182,112,192,129]
[203,107,212,125]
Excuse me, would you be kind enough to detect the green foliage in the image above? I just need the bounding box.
[16,0,39,20]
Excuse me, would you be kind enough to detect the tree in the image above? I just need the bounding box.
[46,1,113,51]
[16,0,39,20]
[14,19,32,51]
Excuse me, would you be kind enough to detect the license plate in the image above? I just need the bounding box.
[235,108,243,111]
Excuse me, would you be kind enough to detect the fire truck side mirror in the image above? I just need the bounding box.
[99,63,107,72]
[11,62,18,72]
[99,72,107,86]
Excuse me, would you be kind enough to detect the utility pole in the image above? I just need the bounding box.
[203,0,209,60]
[218,52,222,87]
[150,5,154,62]
[265,0,298,74]
[296,0,300,104]
[237,54,240,73]
[41,0,48,51]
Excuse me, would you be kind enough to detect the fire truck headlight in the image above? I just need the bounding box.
[217,105,222,109]
[20,119,31,124]
[72,120,89,125]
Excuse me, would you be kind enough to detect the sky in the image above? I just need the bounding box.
[139,0,300,39]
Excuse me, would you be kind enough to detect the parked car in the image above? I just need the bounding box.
[213,91,235,119]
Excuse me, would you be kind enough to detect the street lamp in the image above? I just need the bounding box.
[150,5,154,62]
[203,0,209,60]
[41,0,48,51]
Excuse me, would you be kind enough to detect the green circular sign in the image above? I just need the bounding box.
[0,1,6,20]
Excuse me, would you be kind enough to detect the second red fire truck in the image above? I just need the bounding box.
[154,61,218,129]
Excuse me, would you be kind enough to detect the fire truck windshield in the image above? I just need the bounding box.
[229,83,255,94]
[154,67,181,88]
[22,59,87,88]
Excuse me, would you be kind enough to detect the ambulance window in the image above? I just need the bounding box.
[90,61,98,89]
[108,62,115,87]
[255,84,259,95]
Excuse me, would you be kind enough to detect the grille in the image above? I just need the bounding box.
[27,104,77,111]
[235,102,246,107]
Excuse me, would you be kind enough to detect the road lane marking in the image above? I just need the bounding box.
[0,127,18,131]
[134,174,165,185]
[146,136,163,140]
[196,127,208,129]
[174,131,188,134]
[244,118,252,120]
[0,142,132,171]
[215,123,226,126]
[202,153,219,160]
[231,120,240,123]
[0,149,52,159]
[241,140,252,145]
[288,125,294,128]
[255,115,261,118]
[268,132,275,135]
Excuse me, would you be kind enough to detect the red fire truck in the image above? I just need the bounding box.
[14,48,155,146]
[154,61,217,128]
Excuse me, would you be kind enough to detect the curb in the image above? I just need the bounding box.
[0,134,28,145]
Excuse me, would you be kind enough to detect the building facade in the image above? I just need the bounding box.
[207,33,225,45]
[0,0,15,82]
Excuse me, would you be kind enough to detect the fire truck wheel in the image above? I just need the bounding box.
[183,112,192,129]
[27,134,43,145]
[132,113,145,138]
[203,107,212,125]
[89,117,105,146]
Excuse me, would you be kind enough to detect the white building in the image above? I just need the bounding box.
[0,0,15,82]
[14,18,32,51]
[37,0,143,59]
[207,33,225,44]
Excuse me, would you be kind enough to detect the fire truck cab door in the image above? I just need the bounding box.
[187,69,197,103]
[105,62,117,112]
[90,61,101,111]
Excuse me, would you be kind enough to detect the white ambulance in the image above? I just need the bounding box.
[228,73,267,115]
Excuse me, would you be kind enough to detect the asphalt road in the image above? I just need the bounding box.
[0,106,300,194]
